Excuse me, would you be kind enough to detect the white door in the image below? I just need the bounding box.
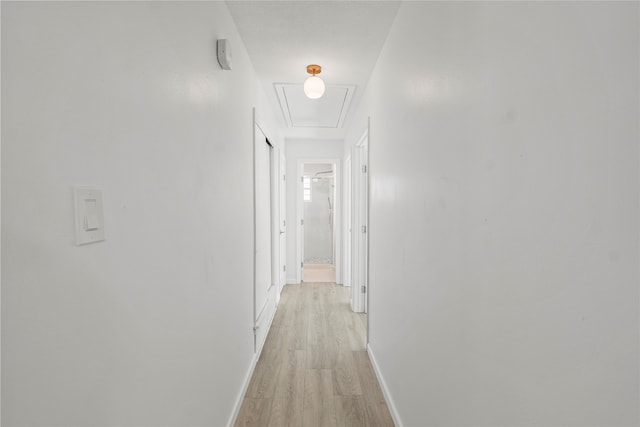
[360,141,369,313]
[344,156,352,288]
[278,150,287,294]
[300,173,305,281]
[254,125,275,353]
[351,130,369,313]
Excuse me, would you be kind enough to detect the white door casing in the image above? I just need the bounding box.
[253,121,277,354]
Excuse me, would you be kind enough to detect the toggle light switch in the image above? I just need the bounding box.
[84,199,99,231]
[74,187,105,245]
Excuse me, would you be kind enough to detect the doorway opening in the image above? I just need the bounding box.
[297,159,341,284]
[303,163,335,282]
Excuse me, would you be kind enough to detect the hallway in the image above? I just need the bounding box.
[2,2,638,426]
[235,283,393,427]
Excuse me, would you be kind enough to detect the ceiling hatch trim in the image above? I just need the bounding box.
[274,83,356,129]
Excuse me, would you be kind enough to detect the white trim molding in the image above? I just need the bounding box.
[367,343,404,427]
[226,351,258,427]
[227,303,278,427]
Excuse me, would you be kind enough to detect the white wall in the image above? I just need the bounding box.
[1,2,276,425]
[285,139,343,284]
[348,2,639,426]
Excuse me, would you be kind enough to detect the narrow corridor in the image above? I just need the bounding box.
[235,283,393,426]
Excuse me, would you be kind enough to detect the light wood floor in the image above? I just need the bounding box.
[235,282,394,427]
[303,263,336,283]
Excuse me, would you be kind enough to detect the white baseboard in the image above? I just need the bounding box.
[226,351,258,427]
[367,344,403,427]
[286,279,298,285]
[227,300,278,427]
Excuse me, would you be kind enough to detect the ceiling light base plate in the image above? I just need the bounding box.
[306,64,321,75]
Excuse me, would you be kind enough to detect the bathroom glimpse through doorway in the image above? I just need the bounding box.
[300,162,337,283]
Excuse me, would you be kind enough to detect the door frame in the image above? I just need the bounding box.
[351,126,369,314]
[296,158,341,284]
[252,113,281,354]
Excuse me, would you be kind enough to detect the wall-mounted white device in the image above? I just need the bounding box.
[74,187,105,245]
[217,39,232,70]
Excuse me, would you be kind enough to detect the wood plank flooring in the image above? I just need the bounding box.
[235,282,394,427]
[303,264,337,283]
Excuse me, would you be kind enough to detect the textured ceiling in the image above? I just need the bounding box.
[226,1,401,140]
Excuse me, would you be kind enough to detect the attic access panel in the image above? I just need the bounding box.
[274,83,356,128]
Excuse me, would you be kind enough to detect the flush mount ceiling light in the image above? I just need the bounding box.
[303,64,325,99]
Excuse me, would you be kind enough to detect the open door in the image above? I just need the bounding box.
[351,127,369,314]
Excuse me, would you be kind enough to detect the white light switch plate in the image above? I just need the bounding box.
[74,187,105,245]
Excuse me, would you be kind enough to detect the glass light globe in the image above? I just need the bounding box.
[304,75,325,99]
